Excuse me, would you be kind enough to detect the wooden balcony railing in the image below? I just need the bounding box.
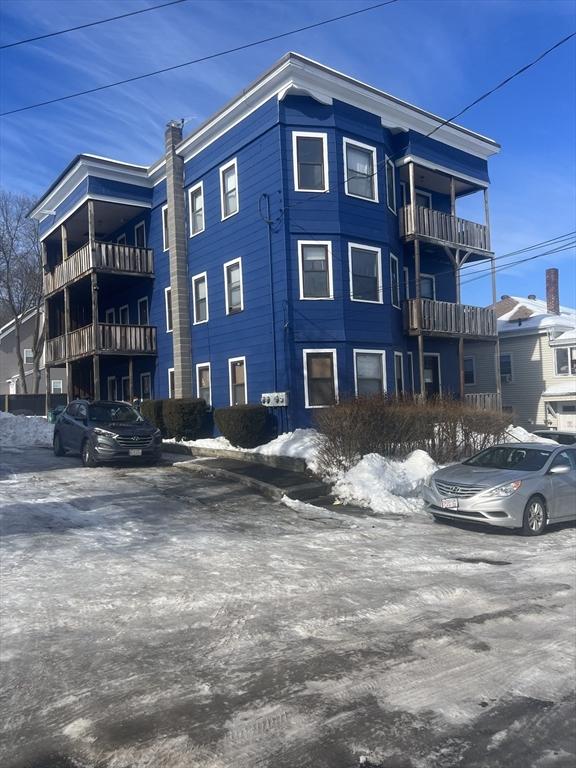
[44,241,154,295]
[404,298,497,339]
[465,393,501,411]
[399,205,490,252]
[46,323,157,363]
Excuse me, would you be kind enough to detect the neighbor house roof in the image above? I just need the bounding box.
[0,307,41,341]
[497,296,576,337]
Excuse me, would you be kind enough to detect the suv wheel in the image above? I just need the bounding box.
[81,440,98,468]
[53,432,65,457]
[522,496,547,536]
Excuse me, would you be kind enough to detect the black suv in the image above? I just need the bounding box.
[54,400,162,467]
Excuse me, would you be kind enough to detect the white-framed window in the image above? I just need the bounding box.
[107,376,117,401]
[134,221,146,248]
[121,376,130,401]
[390,254,400,309]
[385,157,396,214]
[303,349,338,408]
[348,243,381,304]
[188,181,205,236]
[228,357,247,406]
[420,274,436,300]
[51,379,63,394]
[500,353,513,383]
[416,189,432,209]
[137,297,149,326]
[292,131,328,193]
[555,347,576,376]
[298,241,333,300]
[119,305,129,325]
[394,352,404,395]
[168,368,175,398]
[23,348,33,364]
[116,233,127,246]
[224,258,243,314]
[196,363,211,406]
[407,351,415,392]
[162,205,169,251]
[220,158,239,219]
[165,286,173,332]
[343,137,378,202]
[464,356,476,386]
[105,308,115,324]
[192,272,209,324]
[354,350,386,397]
[403,266,410,300]
[140,372,152,400]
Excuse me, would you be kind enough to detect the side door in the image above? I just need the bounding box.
[547,450,576,520]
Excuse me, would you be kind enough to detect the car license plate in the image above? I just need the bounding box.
[129,448,142,456]
[441,498,458,510]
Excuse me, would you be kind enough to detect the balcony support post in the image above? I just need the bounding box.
[87,200,95,248]
[64,286,72,402]
[483,187,491,252]
[491,256,502,406]
[91,272,99,399]
[45,366,51,416]
[93,355,100,401]
[129,357,134,402]
[414,238,425,399]
[450,176,456,217]
[61,224,68,261]
[408,162,416,234]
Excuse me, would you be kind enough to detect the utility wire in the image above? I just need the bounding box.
[0,0,190,50]
[0,1,399,117]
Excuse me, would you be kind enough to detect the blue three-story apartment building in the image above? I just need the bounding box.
[32,53,502,429]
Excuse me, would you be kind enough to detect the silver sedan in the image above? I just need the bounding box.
[422,443,576,535]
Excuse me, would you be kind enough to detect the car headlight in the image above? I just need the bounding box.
[93,427,117,439]
[484,480,522,498]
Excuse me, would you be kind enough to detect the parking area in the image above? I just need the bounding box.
[1,446,575,768]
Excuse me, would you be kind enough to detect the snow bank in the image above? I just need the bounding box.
[505,425,558,444]
[333,449,438,516]
[0,411,54,447]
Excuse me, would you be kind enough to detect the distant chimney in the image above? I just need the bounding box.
[546,268,560,315]
[527,294,536,300]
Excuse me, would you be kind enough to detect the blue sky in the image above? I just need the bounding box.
[0,0,575,307]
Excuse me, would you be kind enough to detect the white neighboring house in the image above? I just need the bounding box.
[0,308,67,397]
[464,271,575,429]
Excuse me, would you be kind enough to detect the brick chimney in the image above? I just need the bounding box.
[546,268,560,315]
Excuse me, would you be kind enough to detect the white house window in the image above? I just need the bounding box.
[162,205,169,251]
[354,350,385,397]
[293,132,328,192]
[420,274,436,300]
[121,376,130,401]
[224,259,243,314]
[349,244,381,303]
[390,254,400,309]
[304,350,338,408]
[555,347,576,376]
[416,189,432,208]
[189,182,205,236]
[464,356,476,386]
[298,241,333,300]
[385,157,396,214]
[229,357,246,405]
[196,363,211,405]
[137,297,149,326]
[119,305,129,325]
[220,159,238,219]
[107,376,117,401]
[192,272,208,324]
[344,138,377,201]
[116,233,127,246]
[168,368,175,398]
[51,379,63,394]
[140,373,151,400]
[105,308,115,324]
[500,353,513,383]
[134,221,146,248]
[165,287,173,332]
[23,348,33,364]
[394,352,404,395]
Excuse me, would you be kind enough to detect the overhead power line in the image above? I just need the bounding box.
[0,0,190,50]
[0,1,399,117]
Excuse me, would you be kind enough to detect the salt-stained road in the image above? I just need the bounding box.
[1,446,575,768]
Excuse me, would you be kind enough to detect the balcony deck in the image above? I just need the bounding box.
[399,204,491,253]
[404,298,497,339]
[44,241,154,296]
[46,324,157,364]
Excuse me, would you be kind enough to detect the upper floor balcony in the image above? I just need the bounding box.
[44,241,154,296]
[404,298,497,339]
[399,204,490,254]
[46,322,157,364]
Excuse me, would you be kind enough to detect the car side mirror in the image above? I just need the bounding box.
[548,464,571,475]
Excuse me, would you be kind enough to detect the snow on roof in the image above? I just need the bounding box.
[550,328,576,345]
[498,295,576,336]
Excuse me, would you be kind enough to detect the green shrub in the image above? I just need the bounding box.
[163,398,209,440]
[214,404,273,448]
[141,399,165,435]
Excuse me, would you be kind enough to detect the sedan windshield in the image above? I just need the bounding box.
[89,404,142,423]
[464,446,550,472]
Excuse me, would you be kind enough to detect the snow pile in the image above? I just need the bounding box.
[0,411,54,447]
[333,449,438,515]
[505,425,558,444]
